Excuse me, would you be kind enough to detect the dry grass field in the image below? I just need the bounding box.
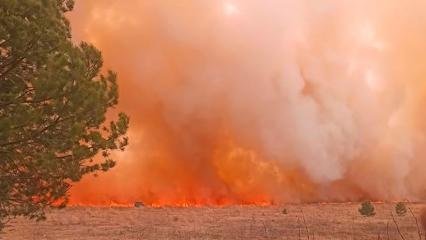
[2,203,426,240]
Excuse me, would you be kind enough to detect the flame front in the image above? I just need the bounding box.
[68,0,426,206]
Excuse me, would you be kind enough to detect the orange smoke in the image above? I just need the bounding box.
[67,0,426,206]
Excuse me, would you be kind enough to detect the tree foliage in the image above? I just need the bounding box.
[0,0,129,228]
[358,201,375,217]
[395,202,407,216]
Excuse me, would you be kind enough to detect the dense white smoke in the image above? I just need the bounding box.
[68,0,426,204]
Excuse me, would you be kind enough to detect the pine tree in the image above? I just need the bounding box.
[0,0,129,228]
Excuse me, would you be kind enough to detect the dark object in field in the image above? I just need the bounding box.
[282,208,288,215]
[134,202,144,208]
[395,202,407,216]
[420,208,426,232]
[358,201,375,217]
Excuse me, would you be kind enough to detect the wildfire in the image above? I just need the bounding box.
[67,0,426,206]
[69,198,274,208]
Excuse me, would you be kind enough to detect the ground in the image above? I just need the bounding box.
[2,203,425,239]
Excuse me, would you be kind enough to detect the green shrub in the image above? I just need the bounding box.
[395,202,407,216]
[358,201,375,217]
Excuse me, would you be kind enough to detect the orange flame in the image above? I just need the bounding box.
[67,0,426,206]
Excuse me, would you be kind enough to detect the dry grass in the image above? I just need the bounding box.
[2,203,426,240]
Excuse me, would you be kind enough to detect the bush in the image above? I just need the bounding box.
[358,201,375,217]
[282,208,288,215]
[395,202,407,216]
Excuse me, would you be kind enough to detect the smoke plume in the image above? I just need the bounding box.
[67,0,426,205]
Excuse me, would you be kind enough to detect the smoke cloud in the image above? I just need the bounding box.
[67,0,426,205]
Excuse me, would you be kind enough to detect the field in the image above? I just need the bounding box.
[3,203,425,239]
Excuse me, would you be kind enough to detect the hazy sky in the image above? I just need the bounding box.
[68,0,426,205]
